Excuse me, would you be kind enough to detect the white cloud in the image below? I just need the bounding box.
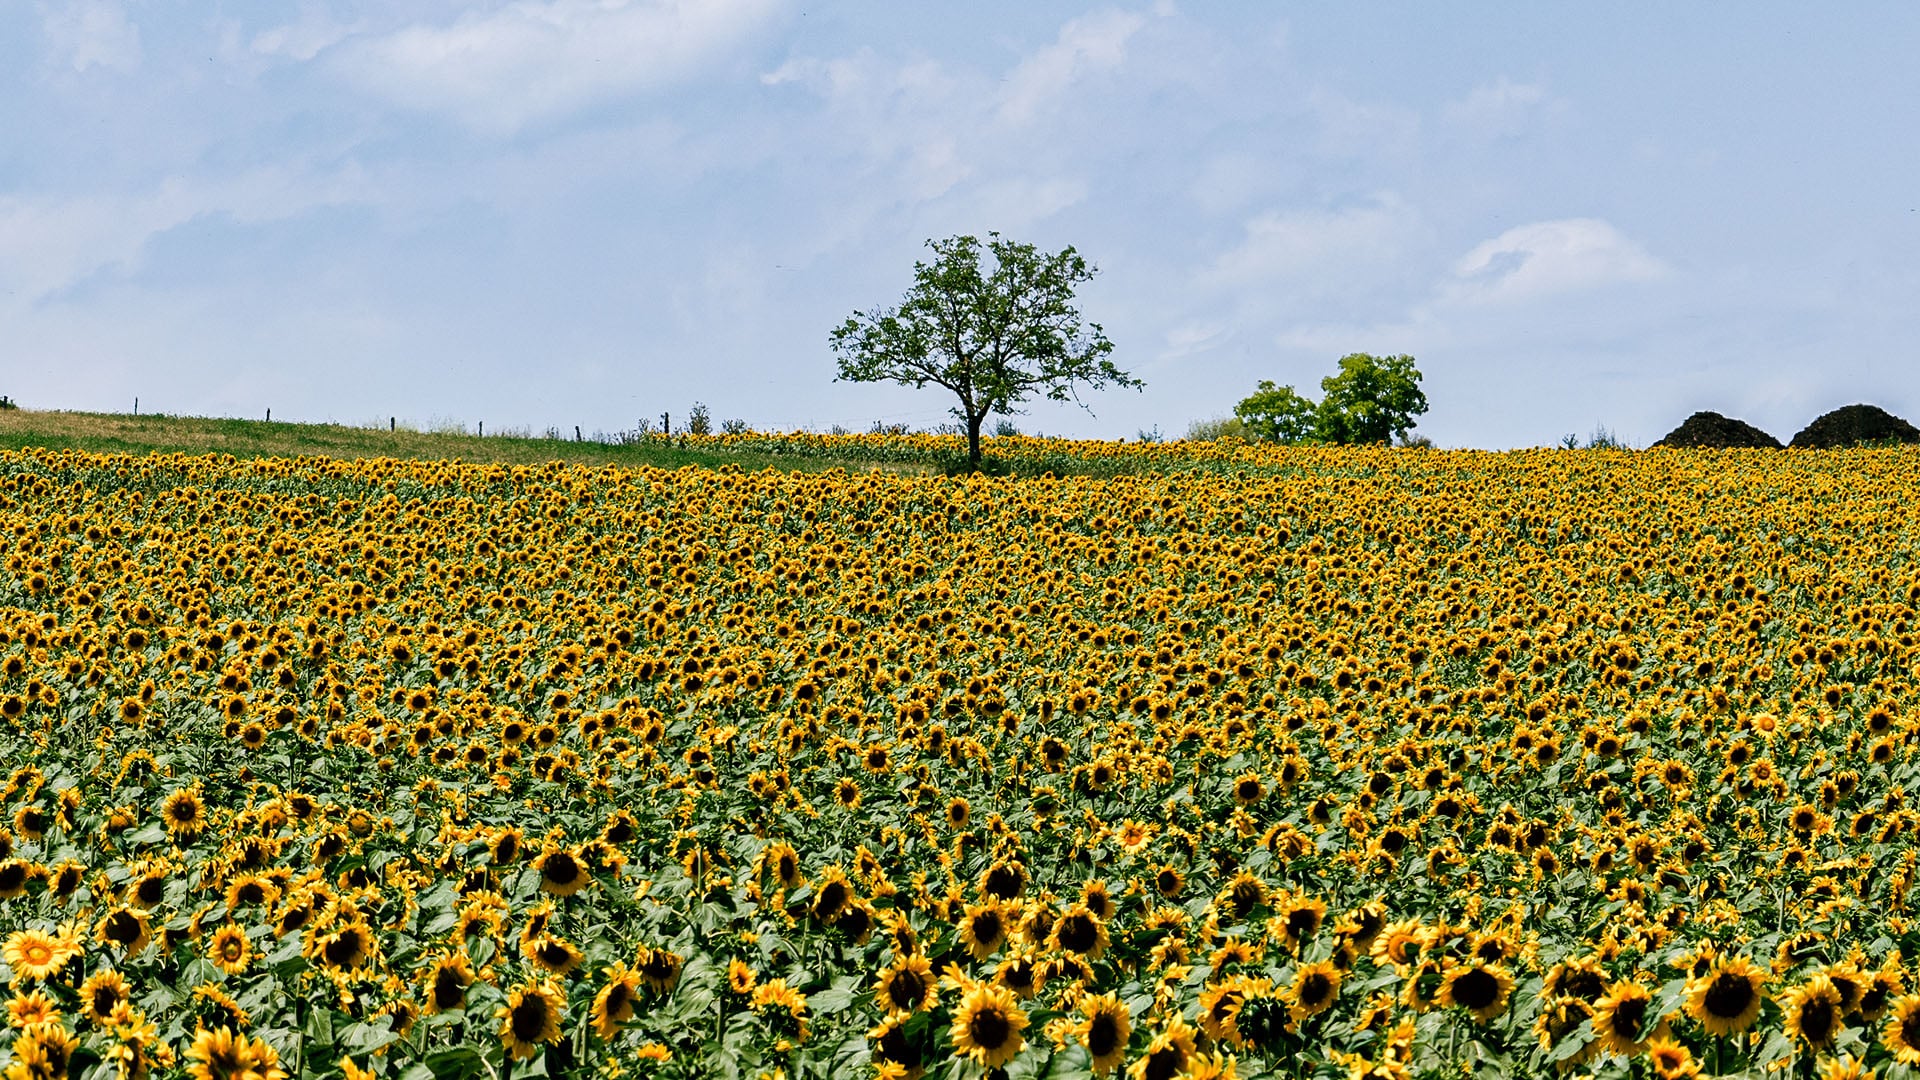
[251,4,364,62]
[0,167,372,304]
[1441,76,1555,140]
[1444,218,1668,305]
[331,0,783,134]
[37,0,142,73]
[1204,195,1423,292]
[997,9,1149,126]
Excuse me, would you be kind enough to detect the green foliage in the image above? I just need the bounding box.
[829,233,1141,469]
[1314,353,1428,445]
[1183,415,1249,442]
[686,402,713,436]
[1233,354,1429,446]
[1233,381,1320,444]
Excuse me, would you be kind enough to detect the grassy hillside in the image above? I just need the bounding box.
[0,408,933,473]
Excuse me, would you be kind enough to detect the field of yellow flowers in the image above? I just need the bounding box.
[0,440,1916,1080]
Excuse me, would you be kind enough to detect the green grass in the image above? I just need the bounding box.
[0,409,936,474]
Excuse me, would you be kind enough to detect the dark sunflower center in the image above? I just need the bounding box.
[1057,915,1099,954]
[434,969,467,1009]
[968,1006,1011,1049]
[1704,973,1755,1018]
[985,867,1023,899]
[887,970,927,1010]
[323,931,363,967]
[604,983,632,1016]
[105,911,141,944]
[971,912,1003,943]
[1608,997,1647,1039]
[1801,997,1836,1042]
[510,998,550,1042]
[1902,1008,1920,1047]
[1087,1012,1122,1057]
[93,986,122,1014]
[1301,972,1335,1008]
[543,854,580,884]
[1286,910,1319,942]
[1450,968,1497,1010]
[1143,1044,1187,1080]
[816,881,849,916]
[1563,970,1604,1002]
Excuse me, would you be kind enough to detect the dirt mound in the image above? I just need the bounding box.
[1789,404,1920,448]
[1651,411,1783,449]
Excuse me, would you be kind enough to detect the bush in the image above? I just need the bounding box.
[687,402,713,436]
[1185,416,1249,442]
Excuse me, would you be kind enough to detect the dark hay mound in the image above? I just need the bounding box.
[1651,411,1783,449]
[1789,404,1920,448]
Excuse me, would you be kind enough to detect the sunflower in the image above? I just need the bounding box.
[1685,955,1766,1036]
[591,963,641,1041]
[979,860,1028,901]
[727,958,758,996]
[1644,1035,1699,1080]
[159,788,206,839]
[12,1025,80,1080]
[1288,960,1344,1020]
[497,980,564,1061]
[309,921,373,974]
[1591,979,1663,1057]
[186,1025,284,1080]
[996,950,1045,1000]
[869,1013,931,1080]
[636,945,683,993]
[1223,870,1267,918]
[958,901,1009,960]
[3,928,77,980]
[7,989,60,1027]
[525,933,584,978]
[1437,961,1513,1023]
[1782,974,1844,1052]
[812,867,855,921]
[425,952,476,1014]
[1534,997,1596,1067]
[1076,992,1132,1076]
[1131,1014,1196,1080]
[1370,919,1427,970]
[876,954,939,1015]
[96,906,151,957]
[1542,955,1609,1003]
[951,980,1028,1070]
[751,978,810,1045]
[1049,904,1110,960]
[534,847,590,897]
[765,842,803,889]
[1883,995,1920,1064]
[1121,857,1170,900]
[1272,894,1327,953]
[0,860,31,900]
[206,924,253,976]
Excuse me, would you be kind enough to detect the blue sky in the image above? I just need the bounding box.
[4,2,1917,448]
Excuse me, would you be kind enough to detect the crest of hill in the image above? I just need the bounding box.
[1789,404,1920,448]
[1651,411,1782,449]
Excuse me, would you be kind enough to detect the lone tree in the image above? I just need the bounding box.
[831,233,1141,470]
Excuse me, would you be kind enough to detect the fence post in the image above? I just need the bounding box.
[478,421,483,437]
[266,408,271,423]
[575,426,581,442]
[134,398,139,416]
[390,417,395,432]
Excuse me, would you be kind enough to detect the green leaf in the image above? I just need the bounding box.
[809,973,863,1015]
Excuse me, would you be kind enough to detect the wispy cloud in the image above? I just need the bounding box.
[330,0,784,134]
[1204,195,1424,295]
[996,9,1150,126]
[1443,218,1668,305]
[1441,76,1558,140]
[37,0,142,74]
[0,166,372,304]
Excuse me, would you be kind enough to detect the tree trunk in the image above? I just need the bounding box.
[966,414,984,472]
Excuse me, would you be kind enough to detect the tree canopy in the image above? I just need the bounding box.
[1233,353,1428,446]
[830,233,1141,469]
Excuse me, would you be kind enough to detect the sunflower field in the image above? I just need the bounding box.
[0,441,1917,1080]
